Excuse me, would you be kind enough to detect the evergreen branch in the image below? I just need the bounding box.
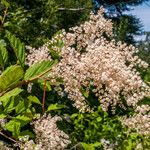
[57,7,90,11]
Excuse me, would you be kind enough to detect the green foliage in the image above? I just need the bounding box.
[81,142,102,150]
[27,96,42,105]
[0,65,24,92]
[37,79,52,91]
[0,0,92,47]
[46,103,66,112]
[5,31,25,67]
[0,88,23,102]
[0,40,8,69]
[24,60,55,80]
[0,0,149,149]
[138,32,150,64]
[70,106,150,149]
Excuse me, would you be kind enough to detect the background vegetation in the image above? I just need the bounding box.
[0,0,150,149]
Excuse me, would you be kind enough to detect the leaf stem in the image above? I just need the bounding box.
[0,131,17,143]
[42,80,47,114]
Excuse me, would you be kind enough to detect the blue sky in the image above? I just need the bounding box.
[128,3,150,31]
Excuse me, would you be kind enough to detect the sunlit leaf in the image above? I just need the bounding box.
[24,60,56,80]
[5,31,25,67]
[0,65,24,92]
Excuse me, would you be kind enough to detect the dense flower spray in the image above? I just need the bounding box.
[19,114,71,150]
[26,7,150,136]
[122,105,150,136]
[48,8,149,113]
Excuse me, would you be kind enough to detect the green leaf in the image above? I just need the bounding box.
[0,65,24,92]
[37,79,52,91]
[81,143,94,150]
[5,120,20,137]
[3,97,16,113]
[5,31,25,67]
[47,103,65,112]
[144,68,150,83]
[0,40,6,46]
[15,99,27,114]
[71,113,78,119]
[19,130,35,138]
[5,115,32,137]
[81,87,89,98]
[24,60,56,80]
[49,48,61,60]
[92,142,102,147]
[0,113,7,119]
[81,142,102,150]
[0,88,23,102]
[15,115,31,127]
[1,0,10,7]
[96,117,102,122]
[0,41,8,69]
[27,96,42,105]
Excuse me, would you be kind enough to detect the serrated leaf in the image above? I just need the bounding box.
[0,65,24,92]
[5,31,25,67]
[5,115,32,136]
[0,41,8,69]
[3,97,16,113]
[24,60,55,80]
[5,120,20,137]
[15,99,27,114]
[47,103,65,112]
[0,88,23,102]
[15,115,31,127]
[27,96,41,105]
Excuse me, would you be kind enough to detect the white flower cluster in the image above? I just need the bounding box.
[19,115,71,150]
[33,114,71,149]
[0,141,13,150]
[122,105,150,136]
[51,37,149,112]
[63,8,112,51]
[0,118,7,128]
[19,140,36,150]
[49,8,149,113]
[26,45,51,66]
[20,114,71,150]
[101,139,117,150]
[25,7,150,114]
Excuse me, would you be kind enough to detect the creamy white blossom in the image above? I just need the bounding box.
[122,105,150,136]
[25,7,150,113]
[19,114,71,150]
